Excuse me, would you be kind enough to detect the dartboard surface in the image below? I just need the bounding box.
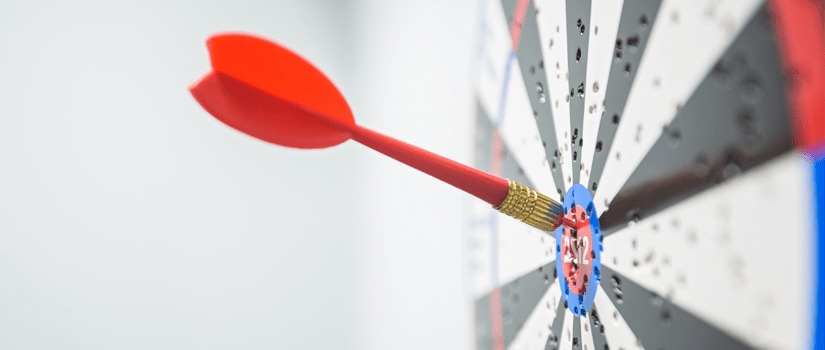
[468,0,825,349]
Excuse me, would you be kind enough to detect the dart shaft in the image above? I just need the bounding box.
[189,33,570,232]
[350,124,510,206]
[349,125,566,232]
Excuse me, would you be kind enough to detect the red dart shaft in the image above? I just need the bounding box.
[349,124,510,206]
[190,33,570,232]
[347,124,567,232]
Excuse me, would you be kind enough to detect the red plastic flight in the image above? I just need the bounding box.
[190,33,510,207]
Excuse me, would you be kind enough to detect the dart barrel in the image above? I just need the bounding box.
[494,179,564,232]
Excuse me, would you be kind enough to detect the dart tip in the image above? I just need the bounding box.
[562,217,579,230]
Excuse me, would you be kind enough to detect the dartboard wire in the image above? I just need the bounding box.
[497,0,569,198]
[814,158,825,350]
[492,53,517,129]
[479,0,560,198]
[592,0,764,212]
[487,56,563,197]
[765,1,825,347]
[767,0,825,154]
[600,153,811,349]
[473,110,558,298]
[535,0,575,194]
[481,0,564,200]
[487,1,530,348]
[472,2,563,346]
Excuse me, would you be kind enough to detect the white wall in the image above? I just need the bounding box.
[0,1,365,349]
[350,1,478,349]
[0,1,479,349]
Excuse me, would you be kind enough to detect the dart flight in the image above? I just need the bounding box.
[189,33,575,231]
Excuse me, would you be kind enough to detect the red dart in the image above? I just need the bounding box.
[189,33,567,232]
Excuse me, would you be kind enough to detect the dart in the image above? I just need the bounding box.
[189,33,574,232]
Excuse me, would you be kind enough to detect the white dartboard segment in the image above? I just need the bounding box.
[500,0,573,196]
[468,200,498,297]
[601,153,811,350]
[534,0,574,192]
[470,256,560,348]
[594,0,763,210]
[577,0,624,187]
[496,64,561,197]
[507,281,563,350]
[496,214,556,295]
[477,0,560,198]
[559,310,574,350]
[593,286,643,350]
[581,0,664,196]
[580,313,596,350]
[469,103,556,297]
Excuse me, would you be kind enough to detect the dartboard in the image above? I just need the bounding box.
[468,0,825,349]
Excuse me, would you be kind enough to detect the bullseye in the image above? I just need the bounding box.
[555,184,602,316]
[560,204,593,296]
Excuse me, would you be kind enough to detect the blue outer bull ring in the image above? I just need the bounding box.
[555,183,602,316]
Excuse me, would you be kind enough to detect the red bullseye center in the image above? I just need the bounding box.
[561,205,593,296]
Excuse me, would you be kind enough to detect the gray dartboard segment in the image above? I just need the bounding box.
[500,0,568,196]
[475,262,557,349]
[571,315,581,350]
[587,305,610,350]
[476,104,535,187]
[545,300,567,350]
[565,0,593,185]
[476,104,496,173]
[587,0,662,194]
[600,265,750,349]
[599,4,791,235]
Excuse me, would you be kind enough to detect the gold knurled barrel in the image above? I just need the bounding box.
[494,179,564,232]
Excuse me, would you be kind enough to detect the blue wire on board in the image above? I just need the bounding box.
[814,158,824,349]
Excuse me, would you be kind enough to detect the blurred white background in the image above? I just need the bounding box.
[0,0,477,349]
